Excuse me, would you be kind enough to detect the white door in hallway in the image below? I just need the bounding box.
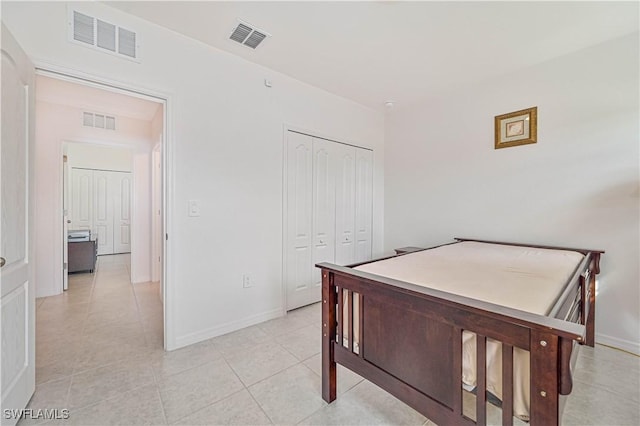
[112,172,131,254]
[93,171,114,255]
[70,168,93,231]
[0,23,36,424]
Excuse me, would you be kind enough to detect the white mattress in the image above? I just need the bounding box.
[349,241,584,420]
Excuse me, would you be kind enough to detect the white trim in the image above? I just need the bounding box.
[174,308,282,350]
[33,62,175,351]
[596,333,640,356]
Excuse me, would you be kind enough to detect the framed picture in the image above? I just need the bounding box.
[494,106,537,149]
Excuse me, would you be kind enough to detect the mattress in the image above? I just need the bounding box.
[349,241,585,420]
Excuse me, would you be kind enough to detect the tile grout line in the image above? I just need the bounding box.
[221,356,277,426]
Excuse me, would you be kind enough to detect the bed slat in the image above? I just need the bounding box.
[358,293,364,357]
[337,286,343,347]
[502,343,514,426]
[347,289,354,352]
[452,327,463,416]
[476,334,487,426]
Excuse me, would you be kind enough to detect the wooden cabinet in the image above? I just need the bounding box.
[68,239,97,273]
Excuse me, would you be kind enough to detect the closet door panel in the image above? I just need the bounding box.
[113,172,131,254]
[335,145,356,265]
[312,138,336,291]
[94,171,114,255]
[70,168,93,231]
[286,132,314,310]
[355,148,373,263]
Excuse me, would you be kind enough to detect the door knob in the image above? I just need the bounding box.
[0,257,5,268]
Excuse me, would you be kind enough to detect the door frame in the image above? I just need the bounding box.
[35,63,174,350]
[281,124,372,313]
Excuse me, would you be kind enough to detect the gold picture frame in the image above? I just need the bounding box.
[494,106,537,149]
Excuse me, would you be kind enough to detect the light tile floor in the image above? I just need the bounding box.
[24,254,640,425]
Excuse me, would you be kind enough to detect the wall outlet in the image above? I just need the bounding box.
[242,274,252,288]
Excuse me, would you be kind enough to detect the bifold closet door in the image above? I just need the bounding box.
[93,171,114,255]
[70,169,132,256]
[285,131,372,311]
[354,148,373,263]
[286,132,314,310]
[70,168,93,231]
[112,172,131,254]
[335,144,356,265]
[311,138,337,293]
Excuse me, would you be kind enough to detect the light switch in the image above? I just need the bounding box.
[188,200,201,217]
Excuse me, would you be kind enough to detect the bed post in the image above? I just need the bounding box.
[529,330,560,425]
[321,269,337,402]
[585,253,600,347]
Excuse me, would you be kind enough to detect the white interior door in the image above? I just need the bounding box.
[1,23,35,424]
[354,148,373,263]
[93,171,114,255]
[335,144,356,266]
[112,171,131,254]
[285,132,313,310]
[311,138,337,293]
[70,168,93,231]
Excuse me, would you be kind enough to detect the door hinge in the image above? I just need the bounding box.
[63,262,68,270]
[165,233,168,241]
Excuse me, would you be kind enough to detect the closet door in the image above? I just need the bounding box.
[335,144,356,265]
[112,172,132,254]
[93,171,114,255]
[70,168,93,231]
[286,132,314,310]
[354,148,373,263]
[311,138,337,293]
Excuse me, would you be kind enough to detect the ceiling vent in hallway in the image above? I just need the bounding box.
[229,20,270,49]
[83,112,116,130]
[69,10,140,61]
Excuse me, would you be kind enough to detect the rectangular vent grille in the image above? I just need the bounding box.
[70,10,139,60]
[82,112,116,130]
[229,21,269,49]
[97,20,116,52]
[73,11,94,45]
[118,27,137,58]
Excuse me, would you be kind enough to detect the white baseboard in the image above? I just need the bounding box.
[173,308,283,350]
[596,333,640,355]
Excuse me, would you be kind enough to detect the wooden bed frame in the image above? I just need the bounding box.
[317,238,603,426]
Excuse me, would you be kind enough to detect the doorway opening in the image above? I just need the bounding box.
[34,71,169,349]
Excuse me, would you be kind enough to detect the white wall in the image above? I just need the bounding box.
[67,143,132,172]
[384,34,639,354]
[35,100,154,296]
[2,2,385,350]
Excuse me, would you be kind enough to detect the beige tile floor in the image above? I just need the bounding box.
[24,254,640,425]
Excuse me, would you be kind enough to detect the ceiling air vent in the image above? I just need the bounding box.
[73,11,95,45]
[83,112,116,130]
[229,21,270,49]
[69,9,140,61]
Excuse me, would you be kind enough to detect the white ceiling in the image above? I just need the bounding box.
[36,75,162,121]
[107,1,638,111]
